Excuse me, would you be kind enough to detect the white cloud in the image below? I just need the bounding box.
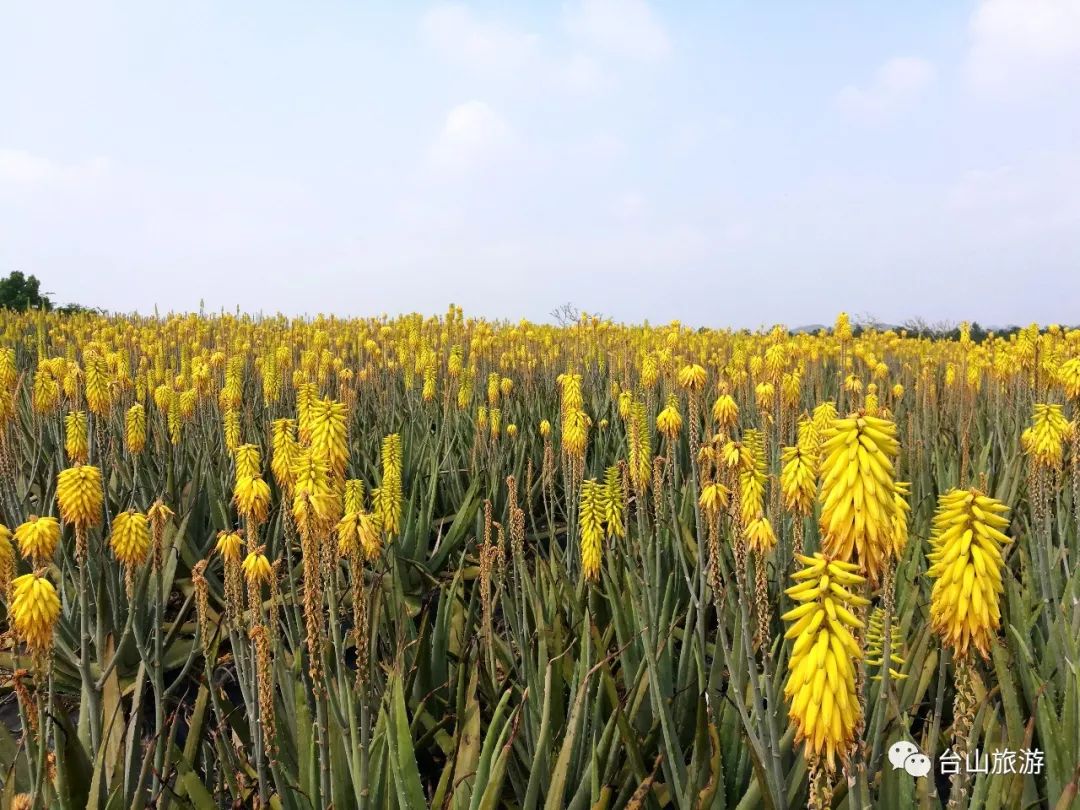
[420,5,615,96]
[0,148,109,187]
[557,53,612,93]
[429,101,516,173]
[835,57,936,122]
[420,3,539,72]
[946,153,1080,235]
[947,165,1025,211]
[613,190,646,217]
[564,0,671,61]
[668,119,733,154]
[669,123,704,154]
[569,132,627,163]
[967,0,1080,92]
[573,222,710,270]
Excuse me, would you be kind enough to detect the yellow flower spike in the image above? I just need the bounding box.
[56,464,103,531]
[375,434,403,538]
[781,371,802,409]
[863,388,880,416]
[153,383,172,413]
[816,411,901,587]
[0,524,13,586]
[812,401,838,433]
[234,475,272,525]
[711,393,738,431]
[754,381,775,411]
[698,482,731,519]
[656,394,683,440]
[780,445,816,515]
[559,372,584,414]
[110,510,151,567]
[562,408,591,459]
[125,404,146,454]
[865,607,907,680]
[11,572,61,657]
[296,382,317,442]
[677,363,707,392]
[627,400,652,492]
[720,441,745,470]
[890,482,911,556]
[292,449,338,538]
[309,397,348,479]
[271,418,300,493]
[84,352,112,416]
[234,444,262,481]
[737,429,769,529]
[602,465,625,539]
[357,512,382,561]
[32,365,61,414]
[784,552,866,773]
[0,347,15,395]
[579,479,605,582]
[241,549,274,588]
[927,488,1011,659]
[337,511,361,557]
[215,531,244,563]
[344,479,366,514]
[744,515,777,554]
[341,509,388,561]
[14,516,61,567]
[1060,357,1080,401]
[1022,403,1069,470]
[64,411,89,464]
[220,407,239,450]
[641,354,659,388]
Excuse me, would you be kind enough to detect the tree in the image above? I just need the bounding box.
[550,302,580,326]
[0,271,53,311]
[901,316,957,339]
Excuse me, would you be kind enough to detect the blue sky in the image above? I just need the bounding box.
[2,0,1079,327]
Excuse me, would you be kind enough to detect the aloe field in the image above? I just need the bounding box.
[1,308,1079,810]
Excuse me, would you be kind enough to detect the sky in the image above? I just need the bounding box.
[2,0,1079,328]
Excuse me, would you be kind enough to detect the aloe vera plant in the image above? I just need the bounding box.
[0,312,1077,809]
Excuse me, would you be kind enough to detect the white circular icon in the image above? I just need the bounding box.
[888,741,919,770]
[887,741,930,777]
[904,753,932,777]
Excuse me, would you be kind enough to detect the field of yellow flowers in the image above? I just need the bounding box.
[1,308,1078,810]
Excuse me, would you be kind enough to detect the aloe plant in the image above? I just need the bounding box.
[0,312,1076,810]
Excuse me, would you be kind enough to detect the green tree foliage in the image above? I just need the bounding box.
[0,271,53,311]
